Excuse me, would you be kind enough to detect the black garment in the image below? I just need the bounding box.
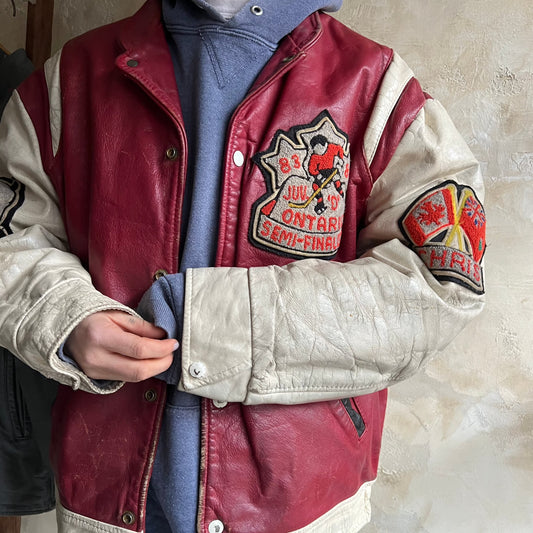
[0,350,57,515]
[0,48,57,516]
[0,48,34,115]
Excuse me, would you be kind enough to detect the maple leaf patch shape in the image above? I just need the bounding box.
[417,201,446,226]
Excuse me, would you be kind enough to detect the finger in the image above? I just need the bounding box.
[107,311,168,340]
[100,328,179,361]
[84,353,174,382]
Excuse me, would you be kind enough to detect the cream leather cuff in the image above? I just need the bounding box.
[180,267,252,402]
[13,278,131,394]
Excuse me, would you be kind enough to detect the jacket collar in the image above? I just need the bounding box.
[113,0,322,118]
[115,0,183,124]
[251,11,322,91]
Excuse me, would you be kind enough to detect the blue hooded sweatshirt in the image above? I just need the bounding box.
[138,1,342,530]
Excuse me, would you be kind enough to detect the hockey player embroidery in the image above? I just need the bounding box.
[250,111,350,259]
[399,180,486,294]
[0,177,25,238]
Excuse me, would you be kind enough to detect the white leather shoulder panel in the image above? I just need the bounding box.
[44,49,63,157]
[363,52,414,166]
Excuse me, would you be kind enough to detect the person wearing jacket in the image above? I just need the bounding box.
[0,0,486,532]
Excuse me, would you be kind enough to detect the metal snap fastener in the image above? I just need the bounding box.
[144,389,157,402]
[209,520,224,533]
[126,59,139,68]
[281,54,297,63]
[153,269,168,281]
[233,150,245,167]
[189,362,207,379]
[165,147,178,160]
[121,511,136,525]
[213,400,227,409]
[250,5,263,16]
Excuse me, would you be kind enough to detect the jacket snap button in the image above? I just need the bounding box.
[189,362,207,379]
[282,54,297,63]
[144,389,157,402]
[126,59,138,68]
[209,520,224,533]
[165,146,178,160]
[153,269,168,281]
[121,511,136,525]
[233,150,244,167]
[213,400,227,409]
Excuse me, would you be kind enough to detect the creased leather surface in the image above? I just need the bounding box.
[181,99,484,406]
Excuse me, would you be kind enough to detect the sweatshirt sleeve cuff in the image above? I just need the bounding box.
[136,273,185,385]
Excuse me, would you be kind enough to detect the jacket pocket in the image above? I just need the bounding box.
[1,349,31,440]
[340,397,366,438]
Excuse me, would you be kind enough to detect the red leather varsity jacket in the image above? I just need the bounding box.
[0,1,485,532]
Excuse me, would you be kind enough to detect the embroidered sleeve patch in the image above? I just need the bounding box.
[249,110,350,259]
[0,177,25,238]
[399,180,486,293]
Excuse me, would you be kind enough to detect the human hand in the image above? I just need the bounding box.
[64,310,177,382]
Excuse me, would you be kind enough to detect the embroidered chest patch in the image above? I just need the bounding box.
[0,177,25,238]
[249,110,350,259]
[399,180,486,293]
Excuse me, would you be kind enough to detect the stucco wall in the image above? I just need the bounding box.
[336,3,533,531]
[0,0,27,51]
[1,1,531,532]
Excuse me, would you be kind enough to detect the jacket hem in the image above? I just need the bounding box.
[57,502,141,533]
[289,480,374,532]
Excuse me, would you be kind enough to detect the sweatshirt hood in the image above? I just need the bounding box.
[171,0,343,43]
[191,0,343,20]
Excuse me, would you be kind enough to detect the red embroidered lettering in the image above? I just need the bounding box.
[328,195,340,211]
[293,211,306,229]
[279,229,294,246]
[450,251,466,272]
[283,185,308,202]
[260,220,272,237]
[313,235,324,251]
[282,209,293,225]
[290,232,298,248]
[473,262,481,281]
[430,248,448,268]
[279,157,291,174]
[271,224,281,242]
[317,216,327,232]
[306,214,316,230]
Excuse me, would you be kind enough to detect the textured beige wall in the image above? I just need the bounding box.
[0,0,27,52]
[335,2,533,531]
[2,1,532,532]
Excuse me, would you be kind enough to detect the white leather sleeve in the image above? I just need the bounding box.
[179,97,485,405]
[0,64,129,393]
